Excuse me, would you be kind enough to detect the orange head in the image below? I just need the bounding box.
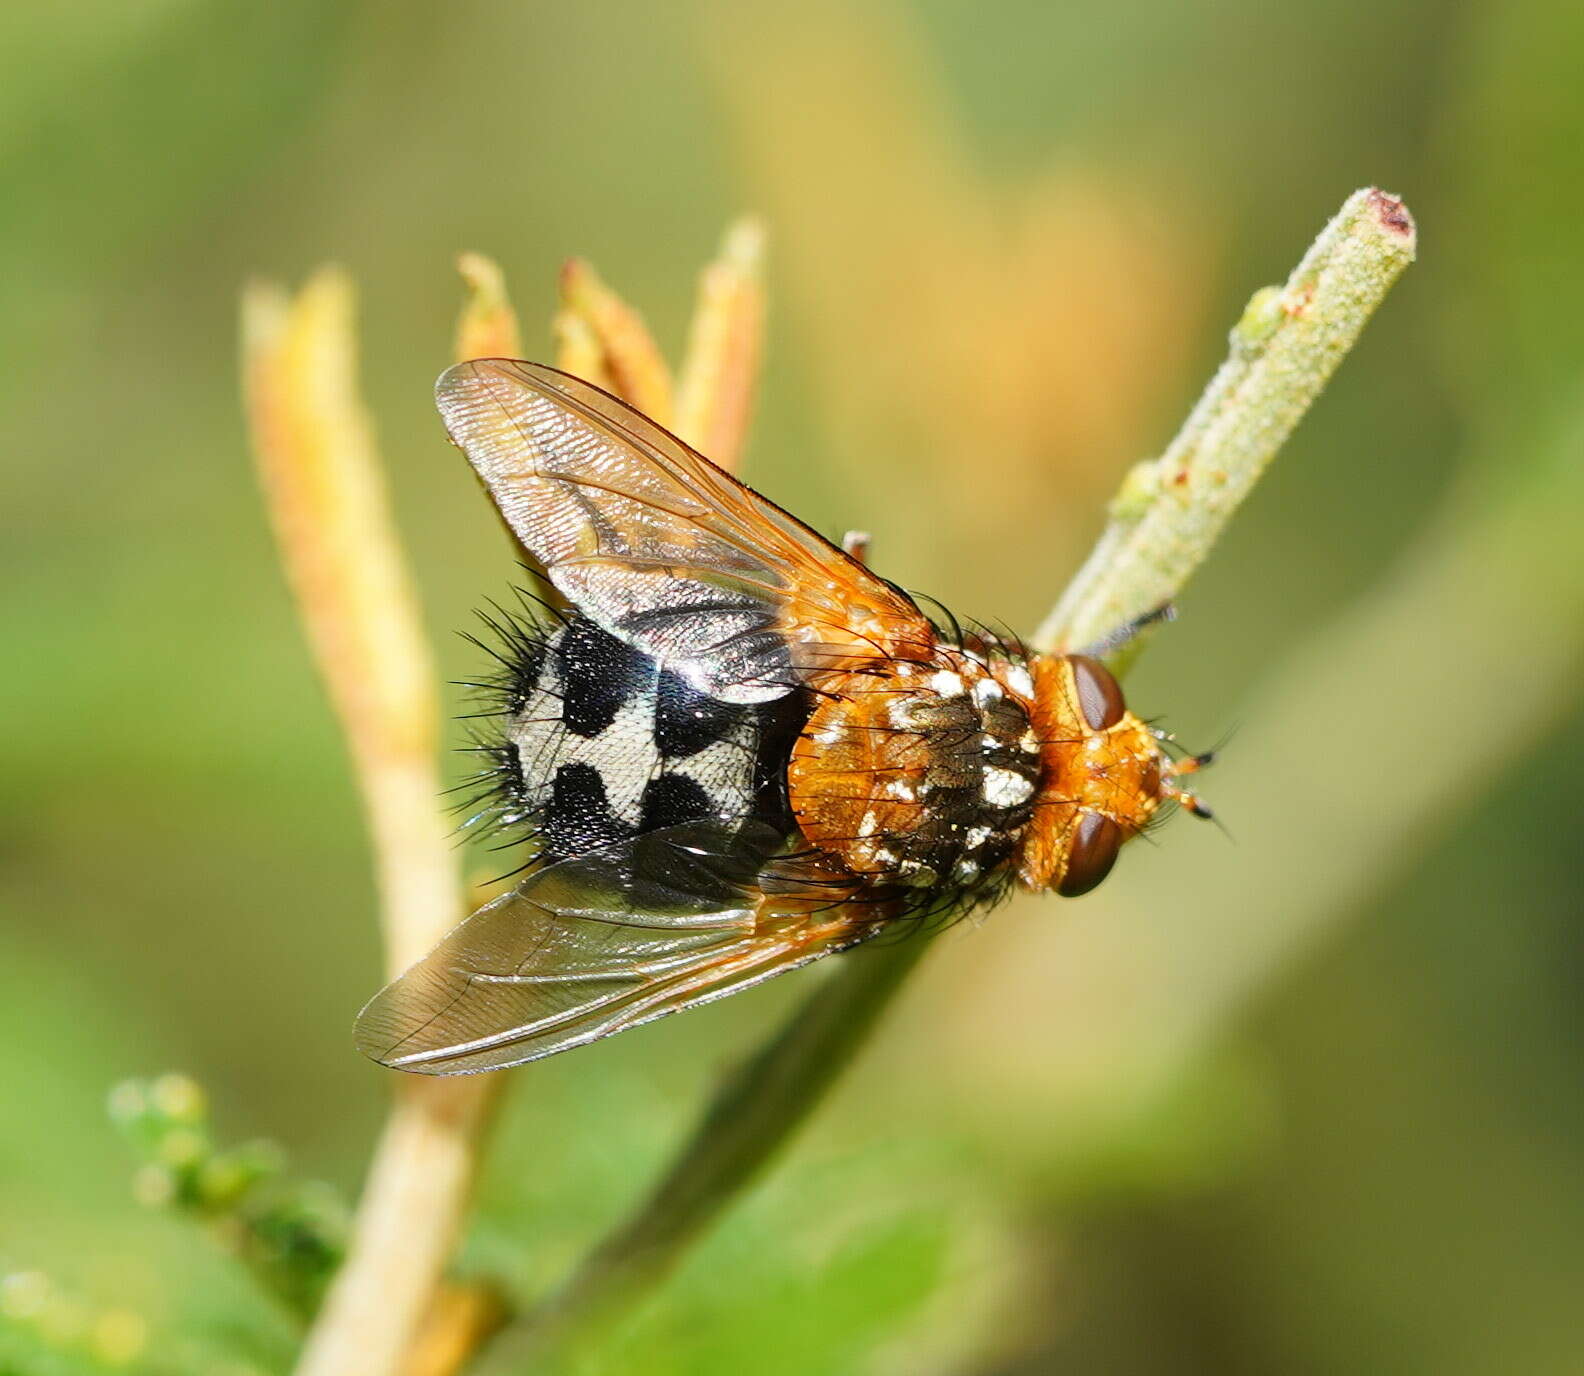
[1017,653,1213,895]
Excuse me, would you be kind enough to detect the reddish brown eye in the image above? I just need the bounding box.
[1058,812,1123,896]
[1069,654,1126,731]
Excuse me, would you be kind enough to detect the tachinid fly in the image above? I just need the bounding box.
[355,360,1212,1074]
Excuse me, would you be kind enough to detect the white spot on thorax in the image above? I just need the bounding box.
[1004,664,1035,698]
[887,698,918,728]
[972,677,1003,707]
[930,669,965,697]
[983,766,1034,808]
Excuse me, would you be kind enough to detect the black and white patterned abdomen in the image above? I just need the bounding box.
[492,613,807,864]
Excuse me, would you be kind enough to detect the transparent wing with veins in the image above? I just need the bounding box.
[434,359,935,704]
[354,821,880,1075]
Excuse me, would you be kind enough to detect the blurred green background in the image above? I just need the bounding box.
[4,2,1584,1372]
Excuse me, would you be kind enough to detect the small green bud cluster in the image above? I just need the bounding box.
[108,1074,349,1322]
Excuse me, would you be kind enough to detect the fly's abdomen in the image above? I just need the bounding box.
[473,611,808,864]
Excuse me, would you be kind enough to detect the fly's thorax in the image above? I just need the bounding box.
[787,648,1044,894]
[1016,654,1172,895]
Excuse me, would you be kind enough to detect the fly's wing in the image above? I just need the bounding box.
[354,821,878,1075]
[371,361,913,1074]
[435,359,936,704]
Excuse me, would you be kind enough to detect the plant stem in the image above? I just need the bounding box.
[515,187,1416,1353]
[296,1081,499,1376]
[242,272,503,1376]
[518,939,928,1355]
[1036,186,1417,659]
[1055,394,1584,1092]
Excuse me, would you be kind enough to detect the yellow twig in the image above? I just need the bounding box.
[241,271,455,976]
[243,271,501,1376]
[404,1281,511,1376]
[675,217,767,473]
[556,257,675,424]
[551,308,616,395]
[455,253,524,363]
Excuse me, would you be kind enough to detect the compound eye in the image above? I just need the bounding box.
[1069,654,1126,731]
[1058,812,1123,897]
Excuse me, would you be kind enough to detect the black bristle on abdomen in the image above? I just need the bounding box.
[452,596,813,869]
[448,592,560,854]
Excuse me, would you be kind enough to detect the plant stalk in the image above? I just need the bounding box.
[516,939,927,1357]
[1037,186,1417,659]
[242,272,503,1376]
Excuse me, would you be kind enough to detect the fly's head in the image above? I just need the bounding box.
[1019,653,1215,896]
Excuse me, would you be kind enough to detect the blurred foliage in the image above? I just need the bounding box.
[108,1075,347,1324]
[3,2,1583,1373]
[461,1068,1003,1376]
[1,1267,149,1376]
